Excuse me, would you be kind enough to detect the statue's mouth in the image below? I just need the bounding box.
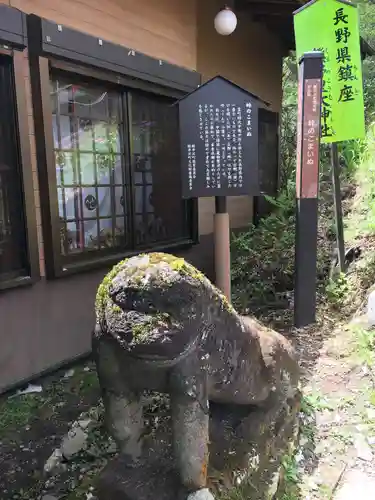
[105,292,200,362]
[121,333,202,367]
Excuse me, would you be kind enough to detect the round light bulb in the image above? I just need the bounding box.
[214,7,237,36]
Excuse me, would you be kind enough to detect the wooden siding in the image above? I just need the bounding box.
[196,0,283,235]
[197,0,283,110]
[6,0,197,68]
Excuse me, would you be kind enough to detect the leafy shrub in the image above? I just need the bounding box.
[339,140,366,180]
[231,182,296,311]
[325,273,351,309]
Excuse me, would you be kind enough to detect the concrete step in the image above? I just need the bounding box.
[334,470,375,500]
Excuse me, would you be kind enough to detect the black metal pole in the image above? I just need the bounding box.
[215,195,227,214]
[331,143,346,273]
[294,51,323,328]
[295,198,319,327]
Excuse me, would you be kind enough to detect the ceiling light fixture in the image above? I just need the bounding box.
[214,5,238,36]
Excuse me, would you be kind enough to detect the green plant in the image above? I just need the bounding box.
[231,52,339,314]
[317,484,333,499]
[77,369,100,395]
[344,124,375,241]
[279,452,301,500]
[279,56,298,190]
[326,273,351,308]
[351,325,375,366]
[339,139,366,181]
[0,394,43,433]
[357,0,375,122]
[301,392,334,413]
[331,429,354,446]
[281,454,299,484]
[231,185,296,311]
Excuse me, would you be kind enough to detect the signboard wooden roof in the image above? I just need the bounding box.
[294,0,365,143]
[177,76,266,199]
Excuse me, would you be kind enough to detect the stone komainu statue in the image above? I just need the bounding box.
[93,253,299,499]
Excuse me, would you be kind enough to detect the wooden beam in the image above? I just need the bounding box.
[258,16,295,49]
[234,0,303,51]
[237,1,300,16]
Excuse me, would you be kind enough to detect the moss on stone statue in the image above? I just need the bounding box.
[95,259,128,323]
[95,252,236,326]
[131,312,174,344]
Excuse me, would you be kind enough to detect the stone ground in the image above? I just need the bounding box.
[276,310,375,500]
[0,361,172,500]
[0,362,103,500]
[0,306,374,500]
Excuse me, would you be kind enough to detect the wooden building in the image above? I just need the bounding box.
[0,0,305,393]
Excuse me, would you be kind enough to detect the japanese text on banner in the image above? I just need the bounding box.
[294,0,365,143]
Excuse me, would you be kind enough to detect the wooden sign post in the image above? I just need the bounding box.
[294,52,324,327]
[177,76,264,300]
[214,196,231,299]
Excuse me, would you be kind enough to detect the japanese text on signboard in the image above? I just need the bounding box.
[301,80,321,198]
[178,76,259,199]
[186,102,253,192]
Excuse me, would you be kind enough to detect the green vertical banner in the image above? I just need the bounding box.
[294,0,365,143]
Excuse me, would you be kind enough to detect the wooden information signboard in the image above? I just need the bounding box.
[177,76,266,300]
[178,76,262,199]
[296,78,322,199]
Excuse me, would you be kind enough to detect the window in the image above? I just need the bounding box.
[51,74,194,265]
[131,92,192,246]
[0,55,30,284]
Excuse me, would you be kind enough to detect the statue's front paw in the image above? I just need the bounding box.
[187,488,215,500]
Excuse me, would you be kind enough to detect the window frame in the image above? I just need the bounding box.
[253,108,280,225]
[0,46,40,291]
[30,55,199,279]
